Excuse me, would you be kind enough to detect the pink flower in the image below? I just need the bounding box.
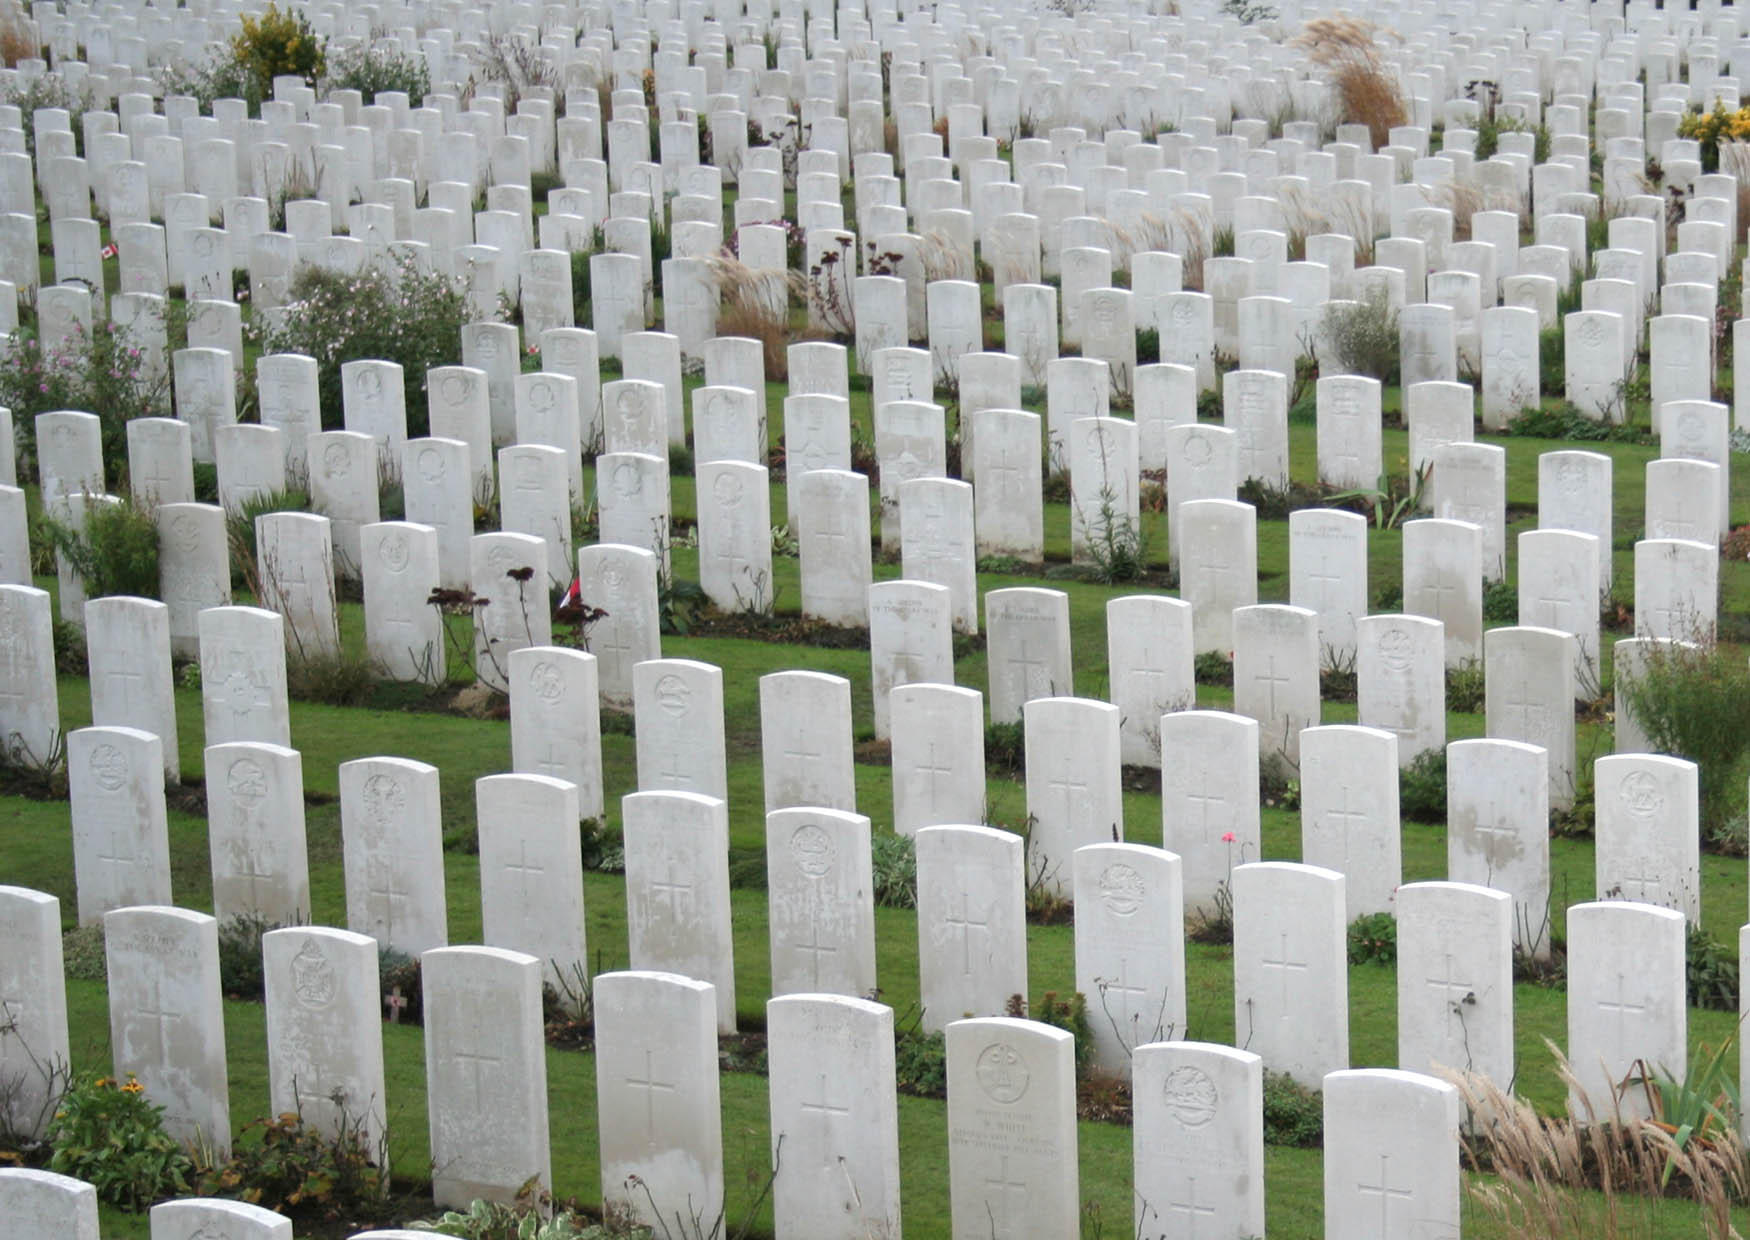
[1221,832,1236,844]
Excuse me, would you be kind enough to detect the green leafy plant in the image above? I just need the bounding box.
[1633,1037,1741,1187]
[217,914,281,1001]
[1326,462,1430,530]
[324,43,430,105]
[410,1184,647,1238]
[1400,748,1448,823]
[871,831,917,908]
[1445,660,1484,714]
[1621,641,1750,843]
[984,720,1025,775]
[1075,484,1149,583]
[1506,402,1657,445]
[1,321,172,474]
[1482,577,1518,622]
[3,72,88,154]
[46,1072,194,1210]
[162,3,326,114]
[1262,1071,1323,1147]
[256,258,478,437]
[1193,650,1233,686]
[893,1008,947,1098]
[196,1107,387,1224]
[1320,286,1399,382]
[39,495,162,599]
[1016,991,1092,1070]
[1347,912,1398,965]
[1686,927,1740,1013]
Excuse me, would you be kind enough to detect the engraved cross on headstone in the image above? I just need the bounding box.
[625,1047,676,1145]
[944,892,990,975]
[1260,930,1308,1009]
[1356,1153,1414,1233]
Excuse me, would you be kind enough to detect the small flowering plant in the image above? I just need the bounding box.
[255,254,482,435]
[1677,101,1750,172]
[46,1071,194,1210]
[0,318,171,476]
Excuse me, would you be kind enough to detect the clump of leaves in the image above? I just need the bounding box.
[1262,1071,1323,1146]
[1446,660,1485,713]
[1320,286,1399,381]
[1015,991,1093,1071]
[325,42,430,106]
[59,924,106,981]
[893,1008,947,1098]
[984,720,1025,775]
[1193,650,1232,686]
[1347,912,1398,965]
[217,915,281,1001]
[1400,748,1448,823]
[1622,640,1750,843]
[196,1108,386,1225]
[1687,926,1740,1013]
[47,1072,193,1210]
[2,321,170,472]
[256,258,478,435]
[40,494,161,600]
[411,1188,647,1237]
[871,832,917,908]
[1482,577,1518,623]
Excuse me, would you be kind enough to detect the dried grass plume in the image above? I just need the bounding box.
[1295,16,1407,150]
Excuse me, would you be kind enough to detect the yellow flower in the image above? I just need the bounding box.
[121,1080,144,1094]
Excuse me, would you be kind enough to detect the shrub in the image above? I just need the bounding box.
[216,915,280,1001]
[1262,1071,1323,1146]
[1482,577,1517,622]
[3,71,86,152]
[1623,641,1750,843]
[871,832,917,908]
[1193,650,1232,686]
[235,4,325,91]
[40,495,161,599]
[324,43,429,106]
[984,719,1025,775]
[1506,400,1656,446]
[162,3,326,115]
[285,647,378,706]
[1688,926,1740,1012]
[1,321,171,475]
[1400,748,1447,823]
[1320,286,1399,381]
[1347,912,1398,965]
[196,1109,386,1225]
[256,259,479,435]
[47,1072,194,1210]
[466,32,557,115]
[893,1018,947,1098]
[1022,991,1092,1071]
[1446,660,1485,713]
[60,924,106,981]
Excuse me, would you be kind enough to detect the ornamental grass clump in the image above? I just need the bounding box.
[1294,16,1406,150]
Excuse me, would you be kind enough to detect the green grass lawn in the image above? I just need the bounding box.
[8,396,1750,1236]
[11,174,1750,1237]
